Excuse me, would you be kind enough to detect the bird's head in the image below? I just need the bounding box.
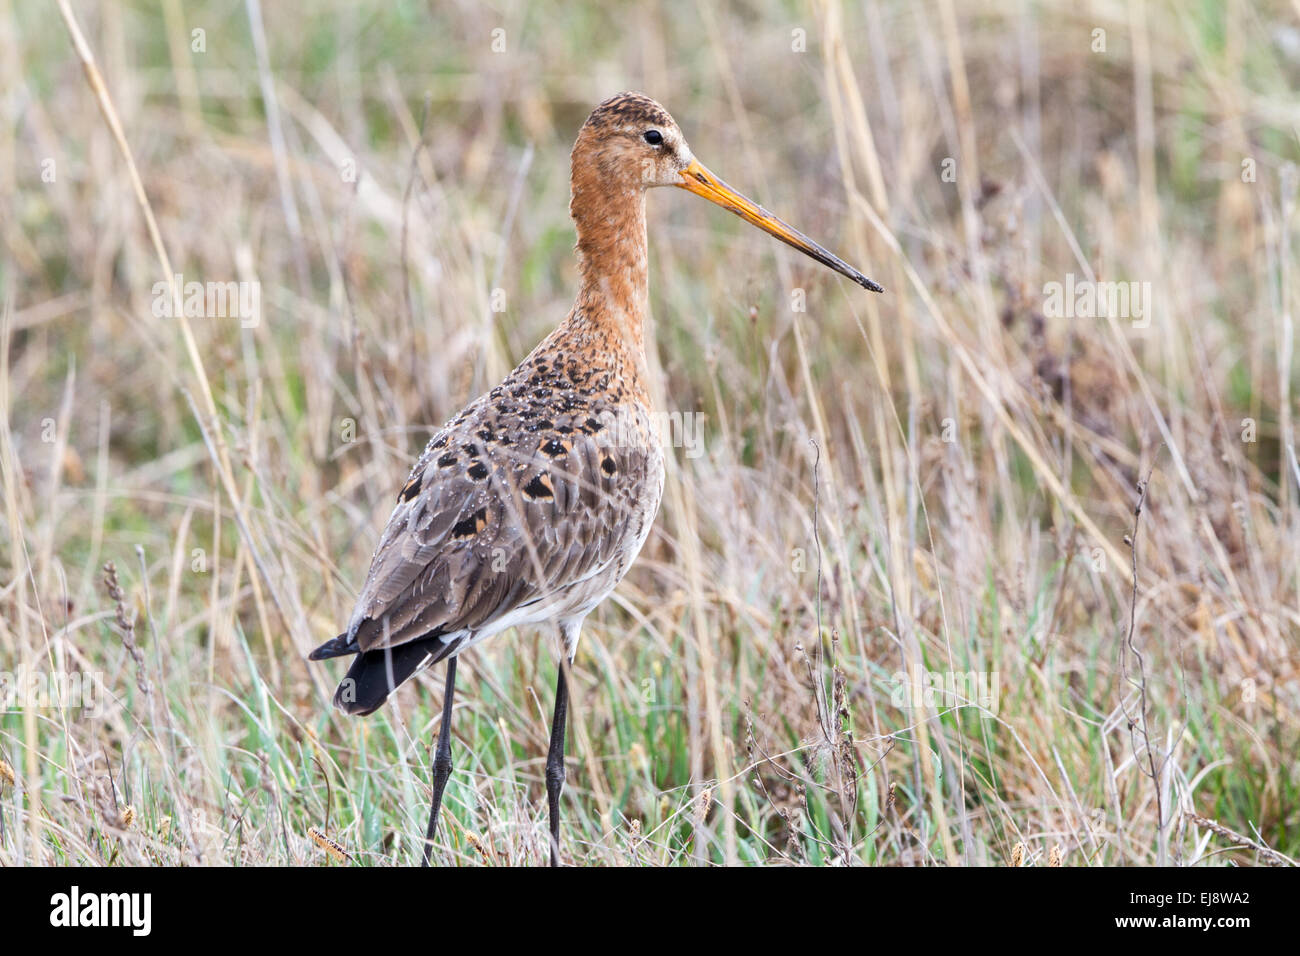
[572,91,693,189]
[570,91,883,293]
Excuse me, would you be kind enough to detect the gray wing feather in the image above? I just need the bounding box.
[345,401,654,653]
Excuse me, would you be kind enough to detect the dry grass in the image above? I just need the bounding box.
[1,0,1297,866]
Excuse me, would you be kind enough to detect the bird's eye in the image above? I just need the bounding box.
[643,129,663,146]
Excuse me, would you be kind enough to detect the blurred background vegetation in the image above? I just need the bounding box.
[1,0,1298,865]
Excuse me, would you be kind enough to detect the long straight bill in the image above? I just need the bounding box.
[675,158,883,293]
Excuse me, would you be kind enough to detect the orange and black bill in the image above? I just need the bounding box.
[676,158,883,294]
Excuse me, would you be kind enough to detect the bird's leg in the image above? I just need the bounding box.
[545,658,570,867]
[421,655,457,866]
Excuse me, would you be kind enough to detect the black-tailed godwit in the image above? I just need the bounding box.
[309,92,882,866]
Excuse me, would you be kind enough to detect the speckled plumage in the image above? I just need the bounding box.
[312,93,671,715]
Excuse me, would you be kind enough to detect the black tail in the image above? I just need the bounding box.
[309,632,358,660]
[330,634,455,716]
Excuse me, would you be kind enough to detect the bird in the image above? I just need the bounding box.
[309,91,882,866]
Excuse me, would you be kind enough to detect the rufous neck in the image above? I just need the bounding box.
[571,181,650,351]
